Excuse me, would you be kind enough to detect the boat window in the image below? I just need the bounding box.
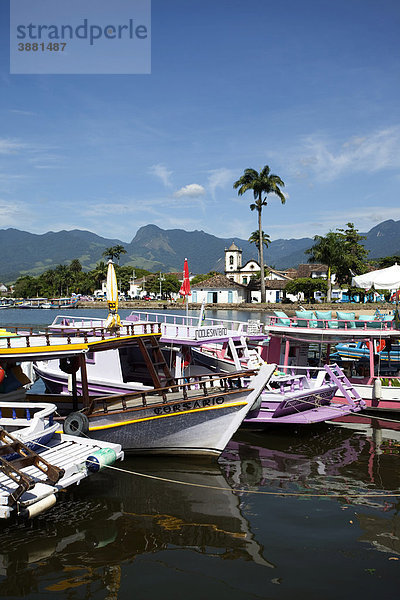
[118,346,154,385]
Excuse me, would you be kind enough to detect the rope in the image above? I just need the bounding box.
[16,436,400,499]
[104,463,400,498]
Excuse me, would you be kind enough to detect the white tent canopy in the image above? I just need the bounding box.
[351,263,400,290]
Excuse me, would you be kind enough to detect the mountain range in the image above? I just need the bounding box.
[1,220,400,283]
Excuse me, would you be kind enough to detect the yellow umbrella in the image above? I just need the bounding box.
[105,260,121,329]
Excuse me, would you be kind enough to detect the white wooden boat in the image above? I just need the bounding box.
[0,324,272,457]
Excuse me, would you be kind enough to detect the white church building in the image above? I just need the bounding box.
[224,241,296,303]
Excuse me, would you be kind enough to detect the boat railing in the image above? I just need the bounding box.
[88,369,256,414]
[127,310,262,334]
[265,314,397,331]
[0,322,162,349]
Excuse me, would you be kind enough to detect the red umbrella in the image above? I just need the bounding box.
[179,258,191,297]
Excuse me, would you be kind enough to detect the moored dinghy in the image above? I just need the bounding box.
[0,400,123,520]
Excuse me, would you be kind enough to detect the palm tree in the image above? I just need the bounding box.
[113,244,127,264]
[102,247,116,261]
[102,245,127,264]
[92,261,108,288]
[54,264,69,297]
[69,258,82,273]
[234,166,285,302]
[248,230,271,265]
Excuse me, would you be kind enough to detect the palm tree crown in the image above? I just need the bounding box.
[248,230,271,253]
[102,245,127,263]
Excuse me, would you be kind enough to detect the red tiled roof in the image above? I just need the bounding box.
[192,274,247,289]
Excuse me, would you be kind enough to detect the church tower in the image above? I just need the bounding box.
[225,241,242,282]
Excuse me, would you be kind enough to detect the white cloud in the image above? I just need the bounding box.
[0,138,28,155]
[0,199,33,227]
[174,183,206,198]
[294,127,400,182]
[0,173,26,184]
[149,163,173,188]
[82,203,135,217]
[207,168,235,199]
[9,109,37,117]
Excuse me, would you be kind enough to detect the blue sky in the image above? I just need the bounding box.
[1,0,400,244]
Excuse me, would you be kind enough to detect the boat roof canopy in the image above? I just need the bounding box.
[0,331,161,362]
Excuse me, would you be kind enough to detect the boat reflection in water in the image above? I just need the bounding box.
[0,418,399,598]
[222,417,400,556]
[0,458,272,596]
[223,417,400,500]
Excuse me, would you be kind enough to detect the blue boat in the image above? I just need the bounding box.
[331,340,400,365]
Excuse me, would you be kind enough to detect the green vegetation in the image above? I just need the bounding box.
[248,230,271,265]
[234,165,285,303]
[102,245,127,263]
[306,223,367,302]
[190,271,219,285]
[375,255,400,268]
[13,261,150,298]
[285,278,328,303]
[144,273,181,299]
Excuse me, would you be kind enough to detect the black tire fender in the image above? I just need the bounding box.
[59,356,80,374]
[63,412,89,436]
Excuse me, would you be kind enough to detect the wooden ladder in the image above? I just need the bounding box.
[0,428,64,507]
[136,336,175,396]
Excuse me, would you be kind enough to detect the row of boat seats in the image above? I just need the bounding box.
[273,310,395,329]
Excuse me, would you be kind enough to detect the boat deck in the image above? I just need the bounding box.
[88,371,255,415]
[251,402,359,424]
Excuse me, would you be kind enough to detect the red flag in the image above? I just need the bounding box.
[179,258,191,297]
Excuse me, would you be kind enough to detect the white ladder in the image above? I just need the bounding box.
[228,336,251,370]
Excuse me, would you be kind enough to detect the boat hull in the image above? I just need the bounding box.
[84,390,253,456]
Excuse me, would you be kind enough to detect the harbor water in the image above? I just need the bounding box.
[0,308,399,599]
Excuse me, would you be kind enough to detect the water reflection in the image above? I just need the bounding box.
[0,418,399,597]
[222,418,400,559]
[223,418,400,502]
[0,458,272,596]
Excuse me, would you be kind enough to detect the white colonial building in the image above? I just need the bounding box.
[190,274,249,304]
[224,242,260,286]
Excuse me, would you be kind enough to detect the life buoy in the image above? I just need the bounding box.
[59,356,80,374]
[0,366,5,384]
[63,412,89,436]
